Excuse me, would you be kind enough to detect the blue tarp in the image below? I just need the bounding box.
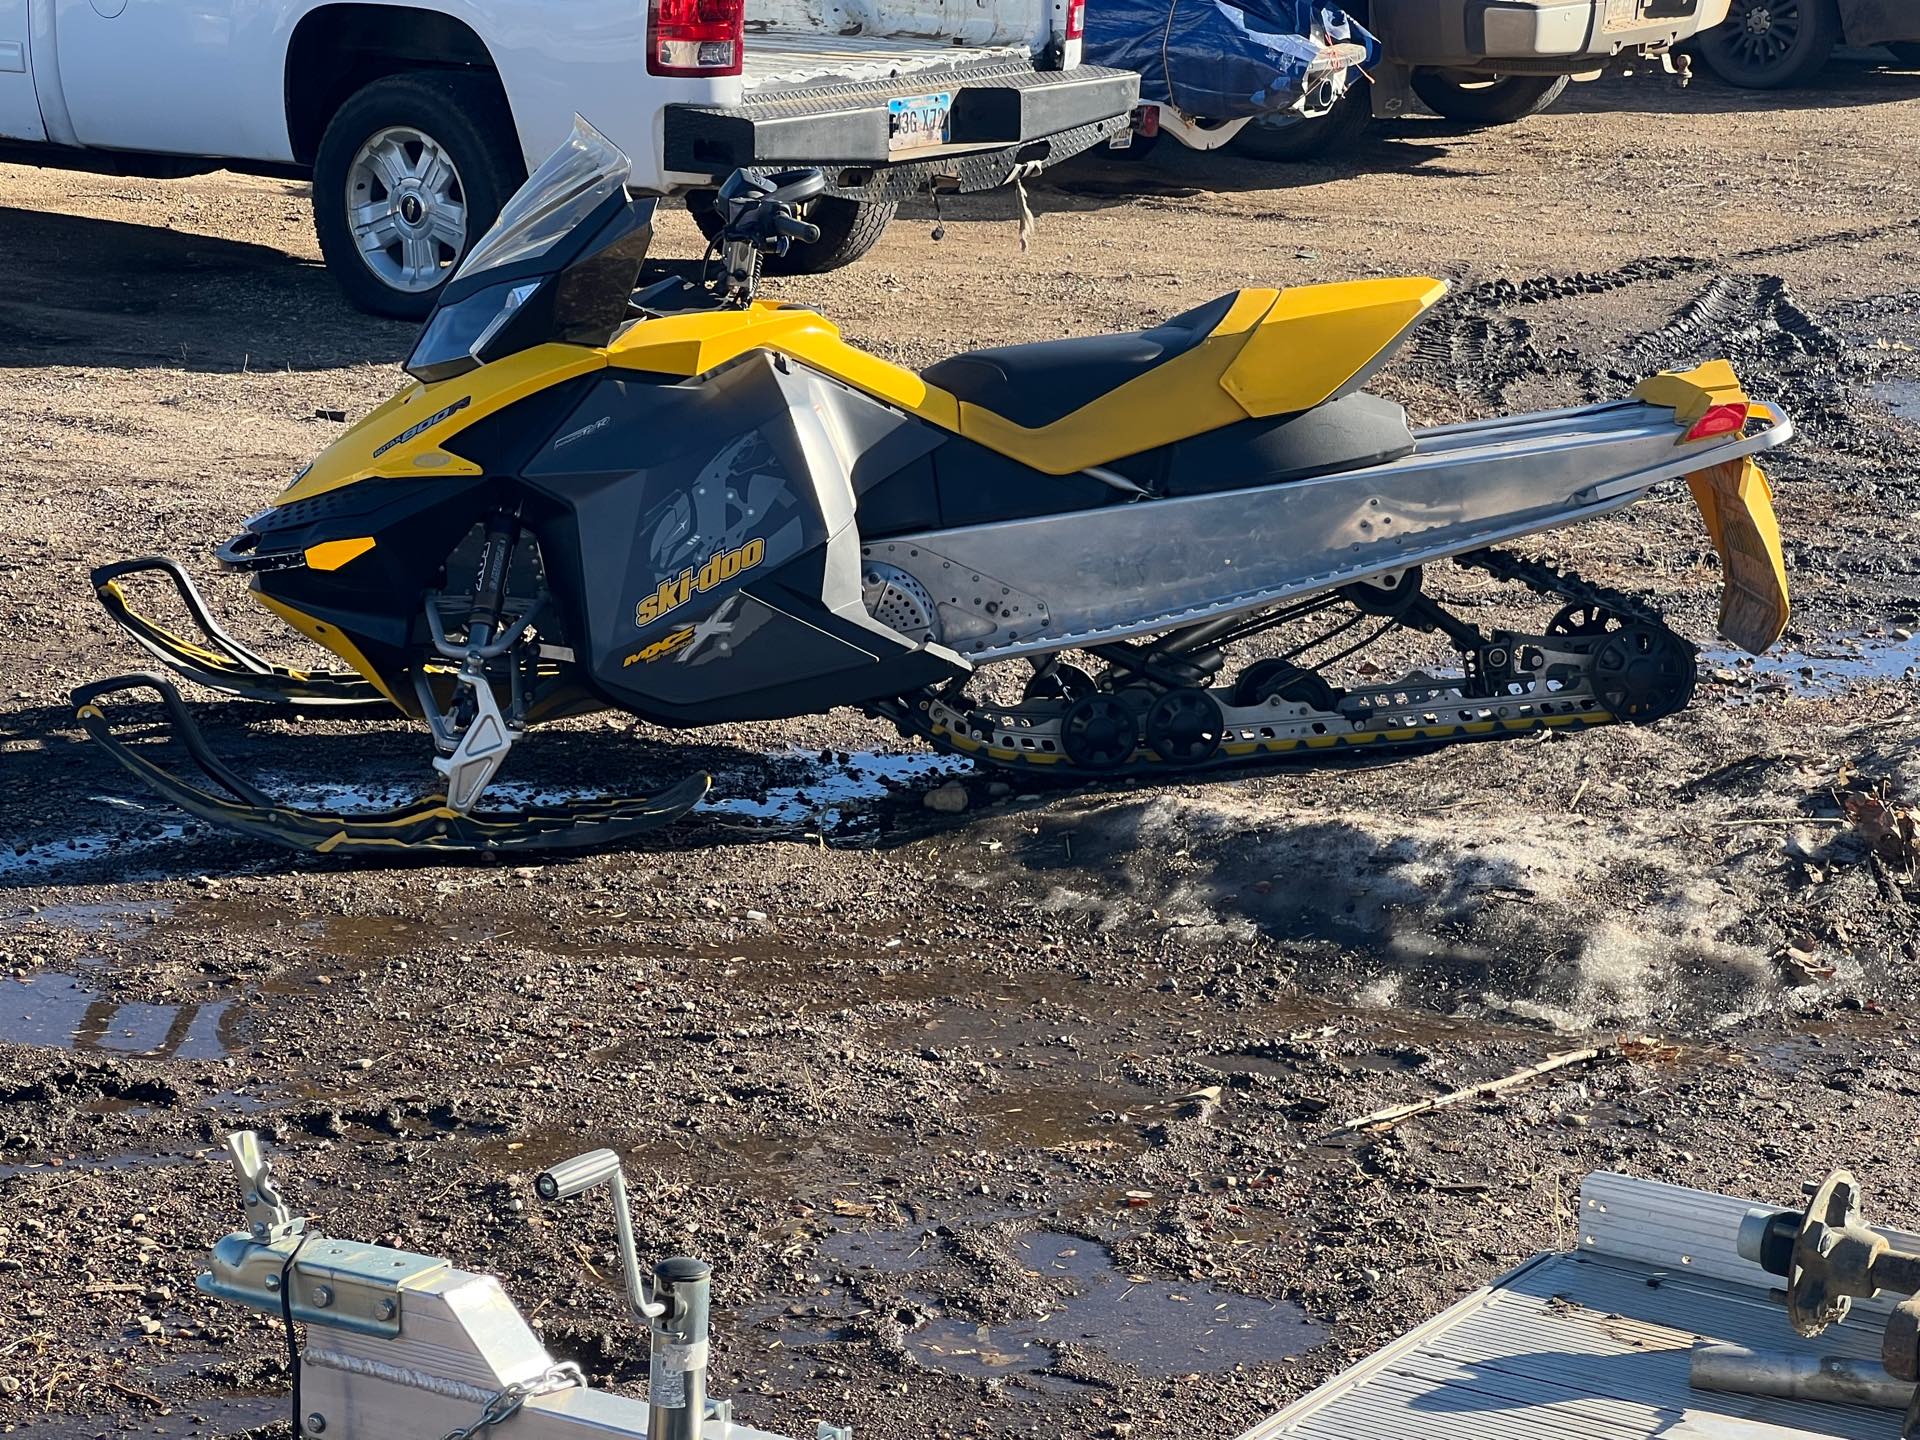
[1082,0,1376,121]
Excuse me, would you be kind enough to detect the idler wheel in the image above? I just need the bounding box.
[1547,602,1625,638]
[1061,693,1140,770]
[1145,687,1225,765]
[1023,663,1096,705]
[1232,659,1340,713]
[1593,623,1696,722]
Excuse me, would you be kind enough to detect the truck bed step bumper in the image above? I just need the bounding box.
[664,60,1139,180]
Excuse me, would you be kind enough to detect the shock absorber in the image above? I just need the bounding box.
[466,511,520,653]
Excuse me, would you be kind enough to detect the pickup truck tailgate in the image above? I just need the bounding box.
[665,48,1138,183]
[740,29,1028,89]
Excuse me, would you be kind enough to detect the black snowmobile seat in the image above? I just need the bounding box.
[921,293,1241,431]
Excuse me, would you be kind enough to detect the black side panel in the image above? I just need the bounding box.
[442,373,601,475]
[247,474,497,675]
[855,453,942,536]
[920,291,1240,429]
[932,442,1118,527]
[521,357,966,727]
[855,433,1125,538]
[1115,392,1417,496]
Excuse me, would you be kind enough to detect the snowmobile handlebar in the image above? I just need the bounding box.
[716,169,826,249]
[706,167,828,305]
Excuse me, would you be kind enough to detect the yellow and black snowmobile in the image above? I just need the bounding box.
[75,119,1796,856]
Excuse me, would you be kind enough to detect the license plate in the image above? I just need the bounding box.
[1685,456,1792,655]
[888,92,952,152]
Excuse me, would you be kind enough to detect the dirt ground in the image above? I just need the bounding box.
[3,53,1920,1440]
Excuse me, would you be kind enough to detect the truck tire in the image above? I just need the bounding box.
[1883,41,1920,66]
[1409,71,1569,124]
[311,71,526,319]
[687,193,896,275]
[1234,78,1373,161]
[1696,0,1841,89]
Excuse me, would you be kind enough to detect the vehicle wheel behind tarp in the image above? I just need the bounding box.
[1592,624,1696,722]
[1061,693,1139,769]
[1409,71,1569,125]
[1145,688,1224,764]
[1234,76,1373,162]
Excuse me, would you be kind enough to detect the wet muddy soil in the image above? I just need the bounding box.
[3,57,1920,1440]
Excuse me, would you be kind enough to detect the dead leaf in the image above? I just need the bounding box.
[1838,785,1917,872]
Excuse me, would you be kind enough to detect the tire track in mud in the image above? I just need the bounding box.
[1404,257,1714,403]
[1403,251,1906,462]
[1619,273,1840,372]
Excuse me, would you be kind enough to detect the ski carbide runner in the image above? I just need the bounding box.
[878,548,1691,780]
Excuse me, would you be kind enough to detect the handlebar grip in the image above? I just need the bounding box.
[776,214,822,245]
[535,1148,623,1201]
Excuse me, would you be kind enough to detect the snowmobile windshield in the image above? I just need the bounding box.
[456,117,632,279]
[406,116,655,385]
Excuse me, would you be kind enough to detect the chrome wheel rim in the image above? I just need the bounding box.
[1727,0,1800,66]
[346,126,468,294]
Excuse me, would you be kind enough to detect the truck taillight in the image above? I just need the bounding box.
[648,0,743,77]
[1065,0,1085,38]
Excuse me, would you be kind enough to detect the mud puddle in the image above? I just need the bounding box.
[0,817,195,886]
[5,745,961,887]
[1,898,174,935]
[0,969,231,1059]
[0,1143,211,1183]
[703,749,966,828]
[1707,627,1920,696]
[1872,379,1920,423]
[3,1398,280,1438]
[765,1224,1321,1384]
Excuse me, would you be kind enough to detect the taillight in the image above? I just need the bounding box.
[648,0,743,77]
[1065,0,1085,39]
[1685,402,1749,442]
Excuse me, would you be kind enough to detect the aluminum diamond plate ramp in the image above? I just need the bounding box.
[1241,1173,1920,1440]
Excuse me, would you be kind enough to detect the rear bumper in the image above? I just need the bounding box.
[1372,0,1732,69]
[663,61,1139,188]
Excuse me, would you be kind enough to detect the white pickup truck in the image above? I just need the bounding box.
[0,0,1134,314]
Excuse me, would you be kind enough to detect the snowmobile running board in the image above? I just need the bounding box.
[199,1133,848,1440]
[864,392,1795,663]
[71,673,710,856]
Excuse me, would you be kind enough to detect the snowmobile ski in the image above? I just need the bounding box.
[71,118,1796,858]
[72,674,710,856]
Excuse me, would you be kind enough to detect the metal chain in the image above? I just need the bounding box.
[441,1363,585,1440]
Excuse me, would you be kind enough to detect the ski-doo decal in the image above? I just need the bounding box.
[625,627,695,667]
[634,539,766,627]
